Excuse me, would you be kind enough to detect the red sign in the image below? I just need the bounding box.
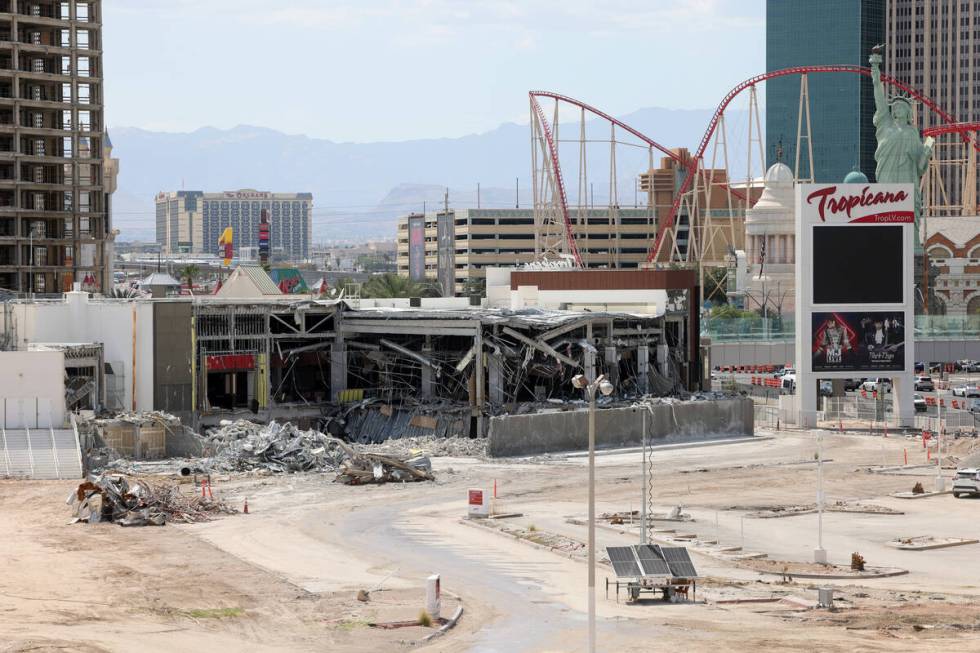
[468,489,484,506]
[805,185,913,223]
[206,354,256,371]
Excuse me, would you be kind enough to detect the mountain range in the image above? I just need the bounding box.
[110,106,758,242]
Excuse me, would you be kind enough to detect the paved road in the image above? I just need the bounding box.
[339,474,662,653]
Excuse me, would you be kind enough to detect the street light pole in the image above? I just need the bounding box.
[587,380,596,653]
[937,384,945,491]
[573,372,613,653]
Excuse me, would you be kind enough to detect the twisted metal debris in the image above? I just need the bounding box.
[67,474,236,527]
[203,419,435,484]
[205,420,351,473]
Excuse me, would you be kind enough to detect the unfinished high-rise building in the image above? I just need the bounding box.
[886,0,980,212]
[0,1,117,295]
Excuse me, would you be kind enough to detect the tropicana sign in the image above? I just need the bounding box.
[804,185,913,223]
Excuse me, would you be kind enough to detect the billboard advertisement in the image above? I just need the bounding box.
[436,211,455,297]
[811,311,905,372]
[408,215,425,282]
[258,209,270,267]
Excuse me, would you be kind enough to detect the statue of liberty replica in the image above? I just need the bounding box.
[870,45,935,312]
[869,45,934,255]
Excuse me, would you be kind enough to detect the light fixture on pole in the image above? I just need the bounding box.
[572,372,614,653]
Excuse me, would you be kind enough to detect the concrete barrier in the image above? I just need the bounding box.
[487,397,754,457]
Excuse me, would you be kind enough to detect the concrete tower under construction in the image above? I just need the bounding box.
[0,1,117,295]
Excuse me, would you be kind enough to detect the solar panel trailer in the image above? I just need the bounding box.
[604,544,699,603]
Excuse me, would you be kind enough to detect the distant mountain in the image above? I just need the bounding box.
[110,106,756,242]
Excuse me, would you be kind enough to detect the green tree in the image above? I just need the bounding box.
[176,264,200,290]
[361,273,441,298]
[709,304,756,319]
[704,268,730,304]
[462,277,486,299]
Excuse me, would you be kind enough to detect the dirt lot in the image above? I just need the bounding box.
[3,427,980,651]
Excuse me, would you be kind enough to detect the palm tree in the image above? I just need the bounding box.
[176,264,200,291]
[361,273,441,298]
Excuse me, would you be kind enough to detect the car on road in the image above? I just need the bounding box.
[914,376,935,392]
[913,394,927,413]
[953,468,980,498]
[861,378,892,394]
[952,384,980,398]
[819,380,833,397]
[843,378,864,392]
[967,398,980,413]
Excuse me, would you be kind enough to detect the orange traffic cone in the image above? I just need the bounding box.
[243,498,249,514]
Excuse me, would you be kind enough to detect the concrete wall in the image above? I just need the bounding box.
[487,397,754,457]
[0,350,66,428]
[711,341,796,368]
[153,302,193,421]
[0,293,155,411]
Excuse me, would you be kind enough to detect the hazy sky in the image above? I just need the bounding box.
[103,0,764,142]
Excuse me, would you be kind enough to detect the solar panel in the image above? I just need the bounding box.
[606,546,641,578]
[634,544,671,576]
[660,547,698,578]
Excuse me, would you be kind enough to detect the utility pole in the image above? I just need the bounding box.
[477,182,481,209]
[640,406,647,544]
[515,177,519,209]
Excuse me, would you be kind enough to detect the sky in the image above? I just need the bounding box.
[103,0,765,143]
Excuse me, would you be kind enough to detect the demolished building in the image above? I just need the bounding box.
[190,301,689,435]
[0,269,707,442]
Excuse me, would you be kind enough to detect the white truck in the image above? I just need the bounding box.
[952,468,980,498]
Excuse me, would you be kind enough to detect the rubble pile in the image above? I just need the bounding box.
[203,419,435,484]
[363,435,487,459]
[99,410,185,428]
[205,420,350,473]
[68,474,235,527]
[336,451,434,485]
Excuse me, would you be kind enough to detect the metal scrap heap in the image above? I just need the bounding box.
[68,474,235,527]
[205,420,350,473]
[204,419,435,484]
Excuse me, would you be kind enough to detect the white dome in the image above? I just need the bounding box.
[764,162,794,185]
[745,163,796,231]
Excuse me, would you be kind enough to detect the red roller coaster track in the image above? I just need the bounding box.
[528,94,583,266]
[921,122,980,138]
[646,65,960,263]
[528,90,747,267]
[528,65,963,267]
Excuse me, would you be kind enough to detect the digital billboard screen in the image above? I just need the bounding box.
[811,311,905,372]
[812,225,903,304]
[408,215,426,282]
